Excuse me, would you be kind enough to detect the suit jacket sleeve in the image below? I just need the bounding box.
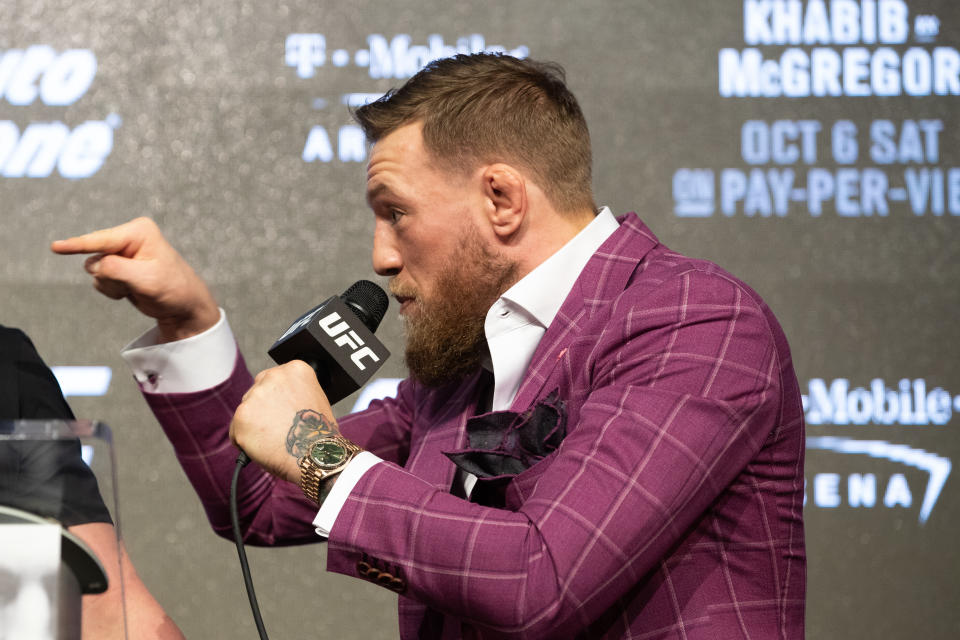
[324,268,800,638]
[141,347,415,545]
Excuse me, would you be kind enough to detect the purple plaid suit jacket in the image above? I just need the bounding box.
[143,214,805,639]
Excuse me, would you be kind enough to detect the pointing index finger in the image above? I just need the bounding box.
[50,218,148,256]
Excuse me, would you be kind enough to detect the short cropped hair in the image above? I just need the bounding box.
[353,53,595,214]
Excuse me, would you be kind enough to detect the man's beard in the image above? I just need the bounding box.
[392,232,517,388]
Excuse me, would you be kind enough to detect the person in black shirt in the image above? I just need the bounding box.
[0,326,113,526]
[0,325,184,639]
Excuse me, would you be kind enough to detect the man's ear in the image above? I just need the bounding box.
[481,164,526,239]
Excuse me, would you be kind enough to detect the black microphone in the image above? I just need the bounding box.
[267,280,391,405]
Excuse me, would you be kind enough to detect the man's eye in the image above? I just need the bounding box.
[389,208,405,224]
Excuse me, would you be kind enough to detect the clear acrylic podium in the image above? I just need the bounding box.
[0,420,124,640]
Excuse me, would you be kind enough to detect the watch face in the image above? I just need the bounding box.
[310,440,347,469]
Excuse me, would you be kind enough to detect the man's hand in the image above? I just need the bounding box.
[51,217,220,342]
[230,360,339,485]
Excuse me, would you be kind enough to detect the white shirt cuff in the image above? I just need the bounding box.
[120,309,238,394]
[312,451,382,538]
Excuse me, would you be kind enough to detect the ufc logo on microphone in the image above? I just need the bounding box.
[318,312,381,370]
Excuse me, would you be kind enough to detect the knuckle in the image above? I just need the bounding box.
[233,401,250,424]
[96,254,118,275]
[131,216,157,230]
[289,359,314,376]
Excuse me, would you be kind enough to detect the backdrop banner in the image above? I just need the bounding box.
[1,1,957,637]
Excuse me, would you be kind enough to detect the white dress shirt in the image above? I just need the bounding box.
[122,207,620,537]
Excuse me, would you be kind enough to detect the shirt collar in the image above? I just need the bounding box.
[498,206,620,329]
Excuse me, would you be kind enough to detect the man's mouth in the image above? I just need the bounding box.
[392,293,417,316]
[390,281,418,316]
[396,296,413,313]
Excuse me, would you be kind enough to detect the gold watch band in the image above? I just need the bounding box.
[298,436,361,506]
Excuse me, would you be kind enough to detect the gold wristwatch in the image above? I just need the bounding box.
[298,436,362,506]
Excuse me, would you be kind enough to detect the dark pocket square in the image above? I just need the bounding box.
[444,390,567,506]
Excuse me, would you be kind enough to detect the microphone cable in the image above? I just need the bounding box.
[231,451,270,640]
[228,280,388,639]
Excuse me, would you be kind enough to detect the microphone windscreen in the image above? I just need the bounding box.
[341,280,389,333]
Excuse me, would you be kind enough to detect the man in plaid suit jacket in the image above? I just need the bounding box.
[55,54,805,638]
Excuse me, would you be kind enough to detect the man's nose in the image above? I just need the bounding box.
[372,224,401,276]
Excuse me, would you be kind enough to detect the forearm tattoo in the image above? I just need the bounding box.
[285,409,337,459]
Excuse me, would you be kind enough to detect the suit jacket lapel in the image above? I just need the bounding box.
[510,214,660,411]
[409,369,488,491]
